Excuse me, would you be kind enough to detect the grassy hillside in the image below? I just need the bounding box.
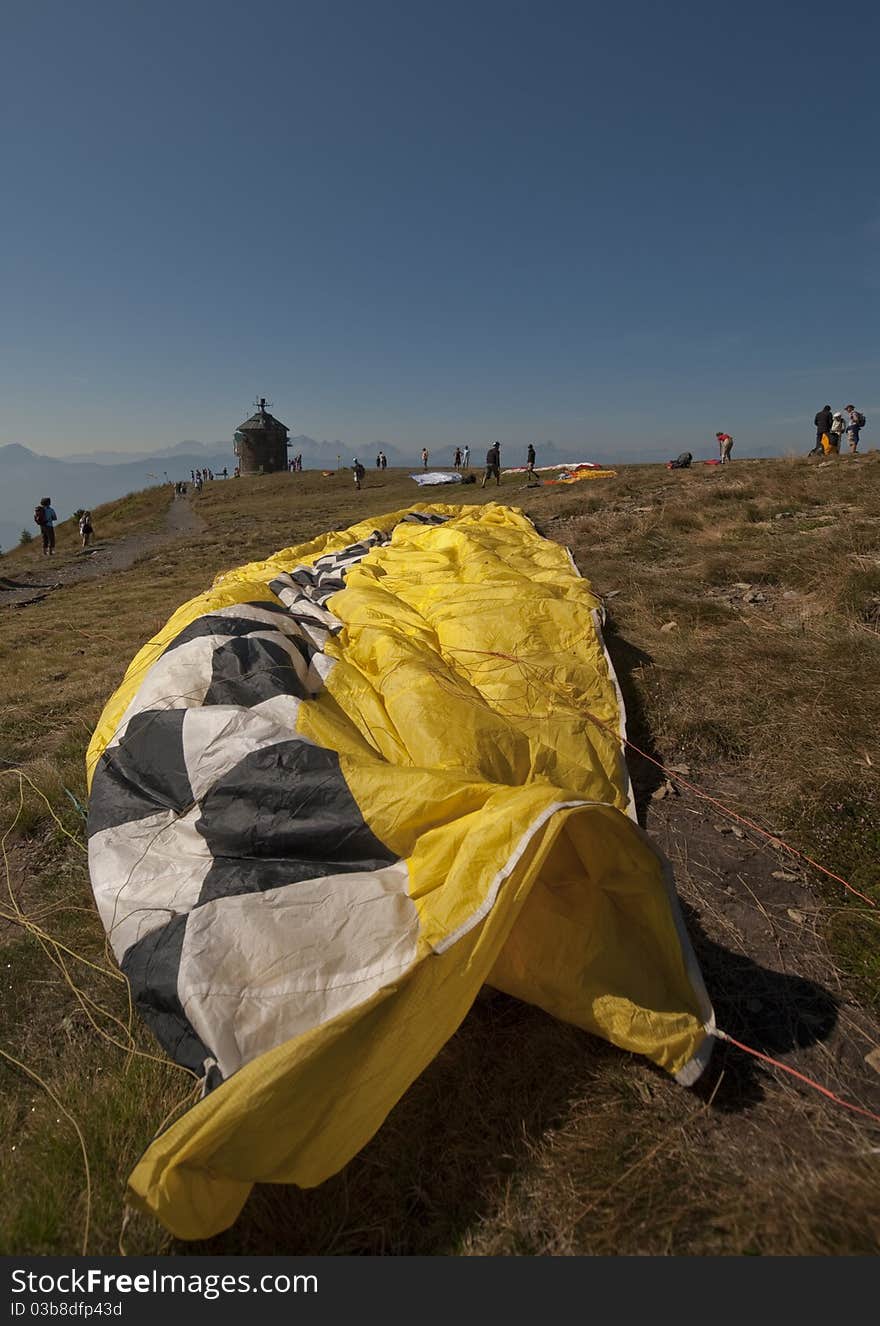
[1,456,878,1255]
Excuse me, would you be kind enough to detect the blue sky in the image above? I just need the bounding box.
[2,0,877,461]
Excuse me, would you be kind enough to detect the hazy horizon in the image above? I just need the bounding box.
[2,431,834,467]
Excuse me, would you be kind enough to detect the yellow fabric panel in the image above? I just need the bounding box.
[488,808,707,1076]
[310,506,624,794]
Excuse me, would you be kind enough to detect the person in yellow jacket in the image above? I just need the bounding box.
[812,405,833,455]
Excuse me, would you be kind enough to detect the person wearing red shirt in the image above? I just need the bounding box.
[716,432,734,464]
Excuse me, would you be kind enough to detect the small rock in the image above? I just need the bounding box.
[730,825,745,840]
[786,909,805,924]
[660,620,678,632]
[866,1048,880,1075]
[732,582,752,591]
[666,763,691,776]
[772,870,799,882]
[782,590,798,600]
[651,780,676,801]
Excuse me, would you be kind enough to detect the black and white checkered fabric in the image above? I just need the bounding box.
[88,513,448,1089]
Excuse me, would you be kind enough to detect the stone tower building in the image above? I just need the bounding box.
[233,398,290,474]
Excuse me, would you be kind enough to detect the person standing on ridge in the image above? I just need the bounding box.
[79,510,94,549]
[35,497,57,555]
[829,413,845,453]
[716,431,734,464]
[844,405,866,454]
[812,405,833,455]
[454,447,462,469]
[462,445,470,469]
[421,448,429,469]
[481,441,501,488]
[526,443,536,474]
[380,450,387,469]
[353,460,366,490]
[376,451,381,468]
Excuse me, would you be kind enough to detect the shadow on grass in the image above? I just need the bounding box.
[683,901,839,1114]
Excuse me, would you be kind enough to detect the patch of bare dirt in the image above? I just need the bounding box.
[639,766,880,1122]
[0,492,206,609]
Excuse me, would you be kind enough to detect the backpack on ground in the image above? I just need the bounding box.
[34,505,46,526]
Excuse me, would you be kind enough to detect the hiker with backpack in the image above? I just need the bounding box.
[845,405,866,454]
[353,460,366,490]
[79,510,94,549]
[34,497,57,555]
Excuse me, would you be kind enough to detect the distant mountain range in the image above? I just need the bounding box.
[0,436,583,553]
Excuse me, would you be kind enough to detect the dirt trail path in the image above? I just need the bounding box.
[0,491,205,609]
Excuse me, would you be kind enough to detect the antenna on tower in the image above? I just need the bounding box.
[253,395,273,414]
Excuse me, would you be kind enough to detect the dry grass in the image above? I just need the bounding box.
[1,455,879,1256]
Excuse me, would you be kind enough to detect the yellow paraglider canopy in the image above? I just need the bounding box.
[87,502,713,1238]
